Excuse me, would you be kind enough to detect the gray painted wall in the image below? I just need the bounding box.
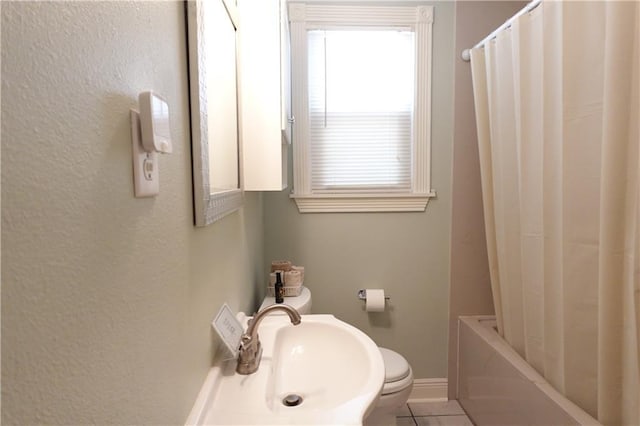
[448,0,527,398]
[263,1,456,379]
[2,2,263,424]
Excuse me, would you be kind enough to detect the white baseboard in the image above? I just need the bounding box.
[408,378,448,402]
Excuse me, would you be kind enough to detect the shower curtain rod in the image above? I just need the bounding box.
[461,0,542,62]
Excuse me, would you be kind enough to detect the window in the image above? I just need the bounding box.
[289,3,435,212]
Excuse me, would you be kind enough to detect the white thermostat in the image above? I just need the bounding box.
[130,91,173,198]
[139,91,173,154]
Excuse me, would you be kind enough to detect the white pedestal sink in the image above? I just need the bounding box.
[186,314,385,425]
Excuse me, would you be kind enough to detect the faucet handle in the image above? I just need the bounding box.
[239,334,252,349]
[237,334,263,374]
[242,334,262,354]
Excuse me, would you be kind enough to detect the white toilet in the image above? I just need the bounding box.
[259,287,414,426]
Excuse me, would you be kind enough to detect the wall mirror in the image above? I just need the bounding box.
[187,0,243,226]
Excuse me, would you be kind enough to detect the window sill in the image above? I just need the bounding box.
[290,192,436,213]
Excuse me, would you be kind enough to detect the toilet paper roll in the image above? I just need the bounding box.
[365,289,386,312]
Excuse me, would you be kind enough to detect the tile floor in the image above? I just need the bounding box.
[395,400,474,426]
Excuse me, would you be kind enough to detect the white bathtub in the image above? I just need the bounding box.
[457,316,601,426]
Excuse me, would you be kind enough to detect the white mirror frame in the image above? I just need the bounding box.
[187,0,243,226]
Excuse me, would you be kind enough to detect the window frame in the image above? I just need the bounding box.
[289,2,436,213]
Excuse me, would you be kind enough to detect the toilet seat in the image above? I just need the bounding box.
[382,367,414,395]
[379,347,413,395]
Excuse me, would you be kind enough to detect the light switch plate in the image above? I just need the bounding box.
[130,109,159,197]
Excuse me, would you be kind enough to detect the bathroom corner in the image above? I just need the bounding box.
[263,0,456,387]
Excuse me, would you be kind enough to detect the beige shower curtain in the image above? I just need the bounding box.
[470,1,640,424]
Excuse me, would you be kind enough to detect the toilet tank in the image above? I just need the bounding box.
[259,286,312,314]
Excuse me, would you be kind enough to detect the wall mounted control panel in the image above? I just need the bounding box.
[130,92,172,198]
[139,92,172,154]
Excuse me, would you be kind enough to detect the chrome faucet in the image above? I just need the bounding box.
[236,304,302,375]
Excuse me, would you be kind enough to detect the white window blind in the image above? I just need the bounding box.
[308,30,415,192]
[289,3,435,212]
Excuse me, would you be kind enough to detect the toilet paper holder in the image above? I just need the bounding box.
[357,289,391,301]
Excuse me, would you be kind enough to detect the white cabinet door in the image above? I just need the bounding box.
[237,0,291,191]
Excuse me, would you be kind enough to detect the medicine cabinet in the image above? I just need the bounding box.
[237,0,292,191]
[187,0,243,226]
[188,0,292,225]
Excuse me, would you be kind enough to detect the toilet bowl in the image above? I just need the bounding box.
[363,347,414,426]
[259,288,413,425]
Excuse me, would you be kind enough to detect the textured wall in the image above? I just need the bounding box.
[1,2,263,424]
[448,0,527,399]
[262,1,455,380]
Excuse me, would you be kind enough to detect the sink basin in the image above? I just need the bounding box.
[187,314,384,425]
